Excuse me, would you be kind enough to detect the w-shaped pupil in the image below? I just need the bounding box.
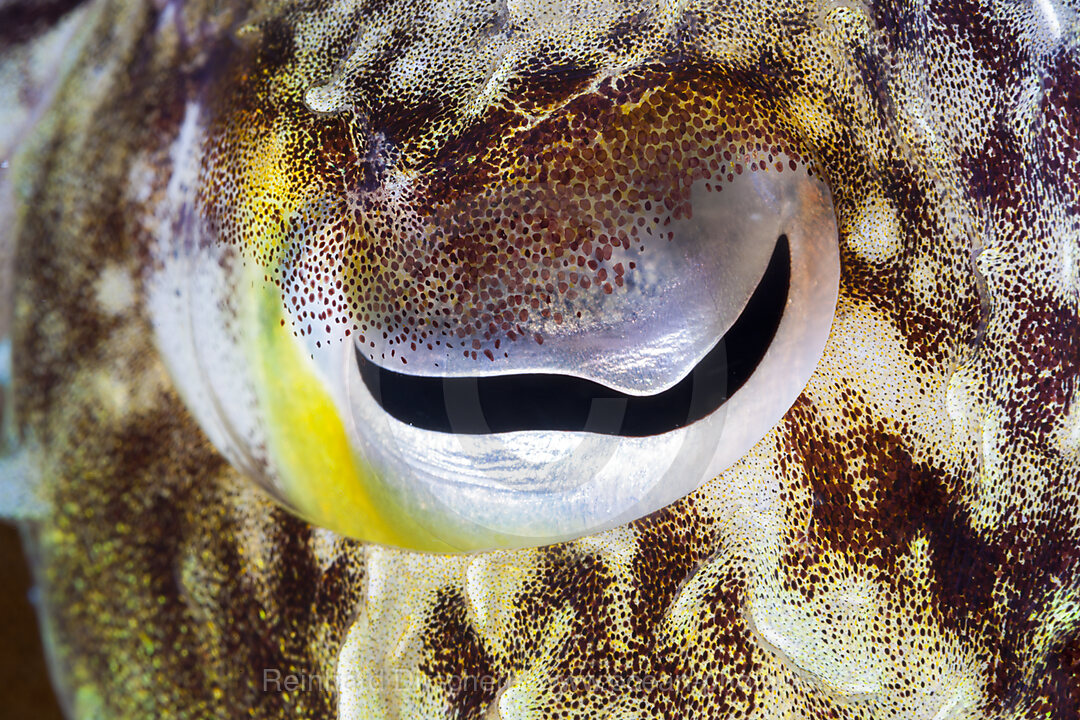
[357,235,790,436]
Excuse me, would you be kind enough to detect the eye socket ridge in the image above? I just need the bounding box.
[356,234,790,436]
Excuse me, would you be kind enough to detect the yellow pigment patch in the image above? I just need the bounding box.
[247,269,452,552]
[231,126,311,257]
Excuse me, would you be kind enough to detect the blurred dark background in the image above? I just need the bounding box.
[1,522,64,719]
[1,1,86,716]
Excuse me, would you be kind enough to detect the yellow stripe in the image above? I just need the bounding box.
[247,271,453,552]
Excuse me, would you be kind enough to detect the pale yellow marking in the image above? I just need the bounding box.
[93,264,136,316]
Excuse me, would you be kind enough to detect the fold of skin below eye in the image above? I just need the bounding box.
[246,265,457,552]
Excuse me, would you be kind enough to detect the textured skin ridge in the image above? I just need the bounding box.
[3,0,1079,717]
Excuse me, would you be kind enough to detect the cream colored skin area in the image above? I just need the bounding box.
[2,0,1080,718]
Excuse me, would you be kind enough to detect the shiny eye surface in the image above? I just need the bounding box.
[354,231,790,437]
[149,67,839,552]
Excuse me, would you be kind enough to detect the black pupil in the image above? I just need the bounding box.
[357,235,790,437]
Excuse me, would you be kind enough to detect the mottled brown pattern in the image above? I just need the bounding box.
[2,0,1079,718]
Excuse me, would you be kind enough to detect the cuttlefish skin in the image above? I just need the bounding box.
[2,0,1079,717]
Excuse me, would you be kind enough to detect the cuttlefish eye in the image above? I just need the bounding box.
[149,64,839,552]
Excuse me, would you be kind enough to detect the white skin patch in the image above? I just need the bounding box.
[847,195,903,264]
[1037,0,1062,39]
[93,264,136,316]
